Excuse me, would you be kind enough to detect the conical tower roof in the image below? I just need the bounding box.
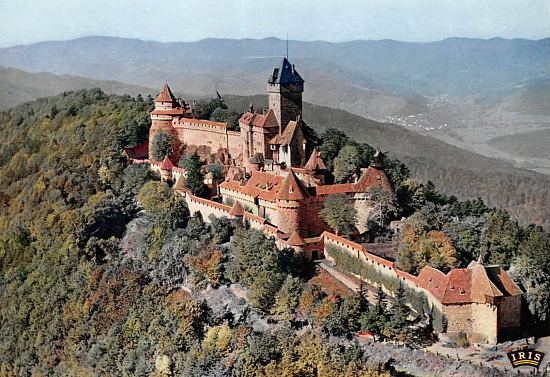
[174,176,186,191]
[287,230,305,246]
[229,201,245,216]
[155,83,178,103]
[276,170,310,201]
[160,156,174,170]
[304,149,327,171]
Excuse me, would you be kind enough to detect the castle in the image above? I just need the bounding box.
[147,57,392,247]
[126,58,522,344]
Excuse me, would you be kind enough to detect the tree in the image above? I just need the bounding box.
[180,153,207,197]
[193,98,227,120]
[481,209,520,265]
[510,254,550,325]
[366,186,398,233]
[210,107,241,129]
[121,163,157,197]
[271,276,304,320]
[396,214,457,274]
[229,228,287,312]
[443,216,486,266]
[320,194,357,237]
[341,290,369,332]
[360,286,387,335]
[390,283,409,326]
[186,244,224,288]
[149,230,191,286]
[333,145,362,183]
[509,226,550,326]
[207,162,225,182]
[137,181,172,215]
[208,215,234,244]
[318,128,350,169]
[151,130,173,161]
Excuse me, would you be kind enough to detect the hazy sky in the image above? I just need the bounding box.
[1,0,549,47]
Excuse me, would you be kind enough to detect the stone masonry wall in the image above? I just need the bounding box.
[322,233,500,344]
[497,295,521,332]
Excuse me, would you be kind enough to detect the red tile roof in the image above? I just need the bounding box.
[220,171,284,201]
[315,182,356,196]
[189,195,232,213]
[229,201,244,216]
[179,118,228,128]
[287,231,305,246]
[322,232,395,268]
[304,149,327,171]
[224,166,244,182]
[315,166,391,195]
[395,269,419,284]
[270,120,301,146]
[160,156,174,170]
[174,176,186,191]
[263,224,279,234]
[243,211,265,224]
[155,83,178,103]
[151,108,186,116]
[357,331,374,338]
[489,266,522,296]
[123,141,149,159]
[239,109,278,128]
[276,170,311,201]
[417,261,520,305]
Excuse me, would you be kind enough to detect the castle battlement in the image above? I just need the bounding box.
[129,57,522,345]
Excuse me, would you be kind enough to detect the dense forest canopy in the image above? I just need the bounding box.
[0,89,548,376]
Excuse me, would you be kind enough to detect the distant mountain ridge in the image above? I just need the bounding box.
[1,36,548,100]
[0,66,155,109]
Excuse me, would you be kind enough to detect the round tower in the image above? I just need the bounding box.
[277,198,302,235]
[149,83,181,160]
[276,170,309,235]
[159,156,174,183]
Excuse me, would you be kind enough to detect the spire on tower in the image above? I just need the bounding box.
[155,83,178,103]
[286,33,289,59]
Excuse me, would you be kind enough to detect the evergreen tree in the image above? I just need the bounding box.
[320,194,357,237]
[271,276,304,320]
[151,130,173,161]
[180,153,207,197]
[318,128,350,169]
[481,209,520,265]
[333,144,361,183]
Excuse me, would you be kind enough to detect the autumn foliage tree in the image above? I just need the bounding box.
[397,214,457,274]
[320,194,357,238]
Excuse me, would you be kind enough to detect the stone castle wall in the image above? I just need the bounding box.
[322,233,504,344]
[131,157,519,345]
[151,118,243,164]
[182,192,232,219]
[497,295,521,330]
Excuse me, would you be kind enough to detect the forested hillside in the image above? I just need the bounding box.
[1,90,549,376]
[0,66,154,109]
[0,90,404,376]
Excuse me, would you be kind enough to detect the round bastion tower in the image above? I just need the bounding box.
[276,170,310,236]
[149,83,188,161]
